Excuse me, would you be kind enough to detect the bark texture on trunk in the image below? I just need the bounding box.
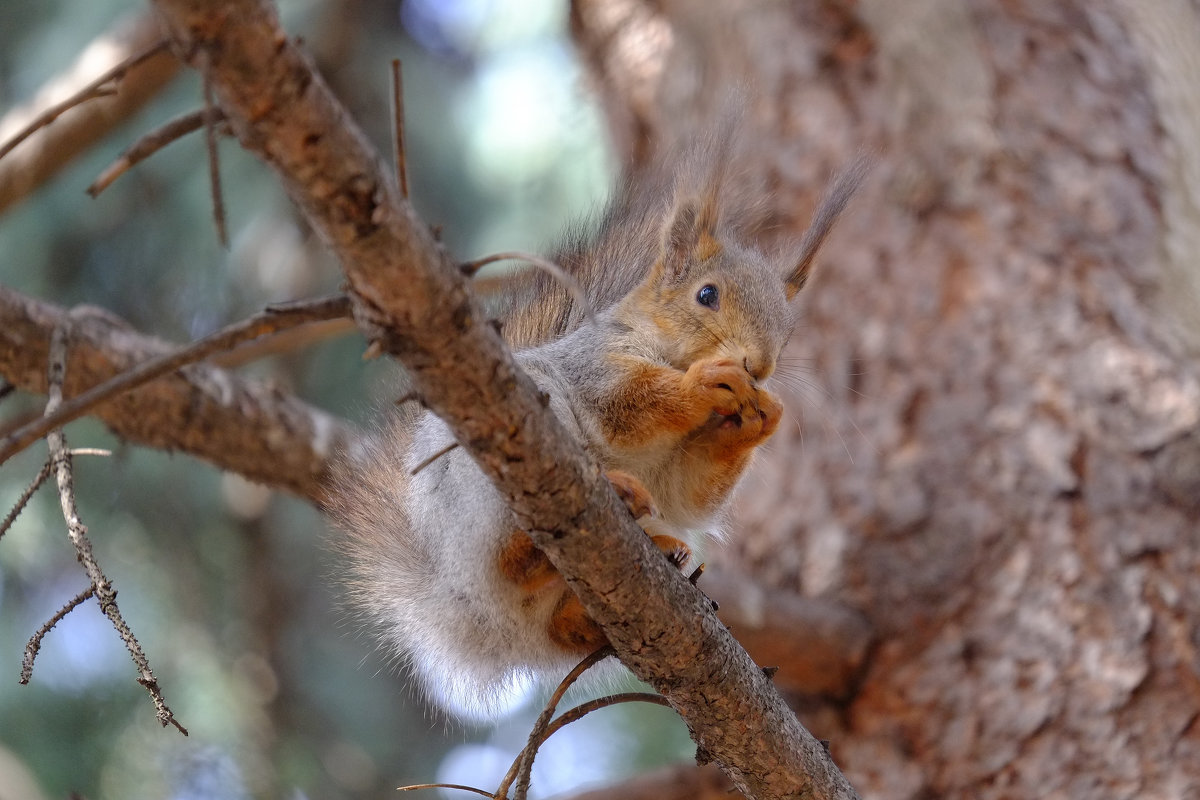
[572,2,1200,797]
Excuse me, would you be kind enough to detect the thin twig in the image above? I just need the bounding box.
[0,294,352,465]
[0,460,52,542]
[88,107,227,196]
[399,783,493,797]
[539,692,671,743]
[391,59,409,199]
[43,321,187,734]
[461,252,595,326]
[201,65,228,247]
[206,316,355,368]
[0,39,170,163]
[409,441,459,476]
[512,692,672,800]
[69,447,113,458]
[19,586,95,684]
[495,645,615,799]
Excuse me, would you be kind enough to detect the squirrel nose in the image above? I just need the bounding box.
[743,355,773,382]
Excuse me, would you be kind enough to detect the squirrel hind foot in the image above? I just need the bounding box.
[650,533,692,569]
[547,590,609,653]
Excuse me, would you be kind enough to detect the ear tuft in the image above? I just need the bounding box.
[658,196,721,281]
[785,156,870,299]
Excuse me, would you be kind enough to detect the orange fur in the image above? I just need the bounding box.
[497,470,692,654]
[547,590,608,652]
[696,230,723,261]
[498,531,560,593]
[650,534,692,567]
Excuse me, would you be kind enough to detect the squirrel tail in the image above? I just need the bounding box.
[326,415,552,720]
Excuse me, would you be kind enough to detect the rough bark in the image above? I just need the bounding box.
[143,0,859,797]
[572,1,1200,798]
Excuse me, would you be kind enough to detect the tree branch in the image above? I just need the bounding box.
[0,286,355,504]
[0,40,169,164]
[0,11,180,213]
[0,293,351,465]
[147,0,860,797]
[20,585,94,684]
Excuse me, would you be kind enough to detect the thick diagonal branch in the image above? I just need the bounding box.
[146,1,859,797]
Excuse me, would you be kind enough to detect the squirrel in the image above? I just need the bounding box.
[327,133,864,720]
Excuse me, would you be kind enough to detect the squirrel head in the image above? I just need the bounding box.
[616,192,813,381]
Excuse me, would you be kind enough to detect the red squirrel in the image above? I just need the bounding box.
[328,135,863,718]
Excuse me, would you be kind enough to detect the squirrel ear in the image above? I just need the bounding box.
[784,250,818,300]
[657,196,722,282]
[785,157,871,299]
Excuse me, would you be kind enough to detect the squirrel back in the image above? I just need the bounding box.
[328,132,865,719]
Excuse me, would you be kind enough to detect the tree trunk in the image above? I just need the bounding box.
[572,1,1200,797]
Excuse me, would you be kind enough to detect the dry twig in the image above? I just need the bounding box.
[0,287,353,502]
[462,251,595,326]
[88,107,228,196]
[0,294,352,465]
[0,460,52,543]
[496,646,615,799]
[511,693,672,800]
[39,321,187,734]
[0,39,169,163]
[20,586,95,684]
[0,12,181,213]
[409,441,460,476]
[396,646,639,800]
[398,784,492,797]
[391,59,409,199]
[201,64,229,247]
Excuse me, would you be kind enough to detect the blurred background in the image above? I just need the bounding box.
[0,0,696,797]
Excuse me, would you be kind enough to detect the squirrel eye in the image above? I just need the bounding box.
[696,284,720,309]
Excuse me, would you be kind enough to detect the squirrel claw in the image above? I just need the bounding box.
[650,534,692,569]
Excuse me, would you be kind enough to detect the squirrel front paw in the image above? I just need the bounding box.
[730,384,782,445]
[681,358,783,445]
[682,358,751,419]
